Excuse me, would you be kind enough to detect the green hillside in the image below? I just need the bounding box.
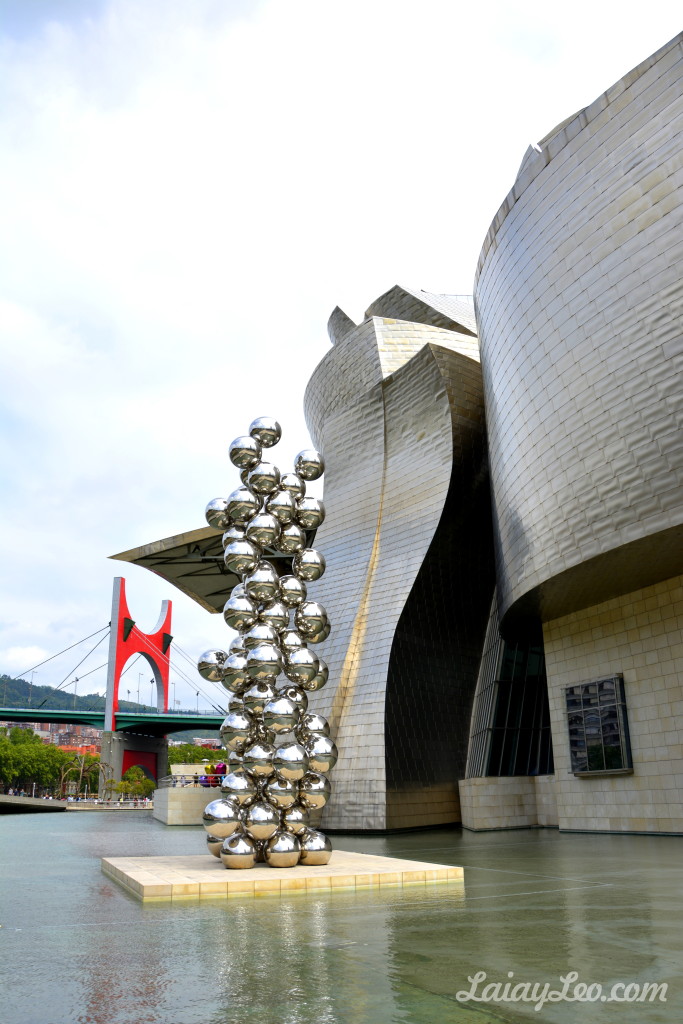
[0,674,148,712]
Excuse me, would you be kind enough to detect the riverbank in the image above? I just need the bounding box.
[0,793,152,813]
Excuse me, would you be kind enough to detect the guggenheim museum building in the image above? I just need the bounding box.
[116,33,683,836]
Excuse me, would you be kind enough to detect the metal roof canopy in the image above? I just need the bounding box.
[110,526,314,614]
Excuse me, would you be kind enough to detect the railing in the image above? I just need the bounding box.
[158,774,224,789]
[0,705,225,717]
[121,707,225,716]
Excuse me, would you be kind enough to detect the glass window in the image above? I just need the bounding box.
[564,676,632,775]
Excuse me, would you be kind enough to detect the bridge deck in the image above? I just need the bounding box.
[0,707,224,734]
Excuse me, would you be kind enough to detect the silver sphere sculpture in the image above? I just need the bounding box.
[198,416,335,869]
[292,548,326,582]
[294,449,325,481]
[265,831,301,867]
[249,416,282,448]
[197,649,227,683]
[205,497,231,531]
[220,832,257,869]
[229,435,262,469]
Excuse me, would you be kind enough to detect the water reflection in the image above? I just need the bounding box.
[1,815,681,1024]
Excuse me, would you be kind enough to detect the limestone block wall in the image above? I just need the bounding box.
[474,32,683,632]
[153,786,217,826]
[459,776,557,830]
[543,573,683,833]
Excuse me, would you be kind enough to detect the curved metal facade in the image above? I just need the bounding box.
[303,288,494,829]
[475,33,683,633]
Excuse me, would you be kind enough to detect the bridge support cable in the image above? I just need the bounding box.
[14,625,111,680]
[167,638,231,711]
[130,627,227,714]
[35,629,112,708]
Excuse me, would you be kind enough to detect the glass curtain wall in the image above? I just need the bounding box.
[485,640,554,777]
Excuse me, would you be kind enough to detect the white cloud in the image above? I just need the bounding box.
[0,647,50,674]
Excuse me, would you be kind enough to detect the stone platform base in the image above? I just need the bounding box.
[101,850,463,901]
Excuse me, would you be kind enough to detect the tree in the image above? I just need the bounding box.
[121,765,156,799]
[9,727,42,745]
[168,742,217,764]
[0,737,105,793]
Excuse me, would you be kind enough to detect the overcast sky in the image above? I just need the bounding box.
[0,0,680,708]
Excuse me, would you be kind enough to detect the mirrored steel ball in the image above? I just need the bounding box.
[280,628,305,653]
[298,828,332,864]
[247,462,281,496]
[205,497,231,531]
[228,634,247,656]
[279,472,306,498]
[265,489,295,524]
[244,561,281,604]
[219,710,253,752]
[305,734,338,773]
[295,496,325,530]
[263,696,300,736]
[229,434,262,469]
[301,655,329,691]
[206,834,223,858]
[258,599,289,633]
[249,416,281,448]
[273,740,309,781]
[242,680,277,717]
[244,799,280,840]
[282,803,309,834]
[242,622,280,649]
[245,642,283,683]
[284,647,320,686]
[308,621,332,645]
[224,539,261,576]
[245,512,281,549]
[295,601,328,638]
[227,749,244,768]
[202,797,242,839]
[227,693,245,713]
[227,486,261,525]
[292,548,326,582]
[277,683,308,713]
[222,524,246,549]
[221,768,258,807]
[197,649,227,683]
[263,775,298,810]
[223,593,258,632]
[294,449,325,481]
[298,772,332,810]
[242,739,275,780]
[279,575,307,607]
[298,712,330,738]
[265,830,301,868]
[220,653,250,694]
[277,523,306,554]
[220,831,257,869]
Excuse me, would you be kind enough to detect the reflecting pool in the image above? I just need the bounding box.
[1,812,680,1023]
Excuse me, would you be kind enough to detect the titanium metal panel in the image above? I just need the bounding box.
[475,32,683,634]
[304,299,493,829]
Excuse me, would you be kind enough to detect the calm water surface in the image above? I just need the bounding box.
[0,812,680,1024]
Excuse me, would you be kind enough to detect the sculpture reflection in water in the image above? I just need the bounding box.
[197,417,336,869]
